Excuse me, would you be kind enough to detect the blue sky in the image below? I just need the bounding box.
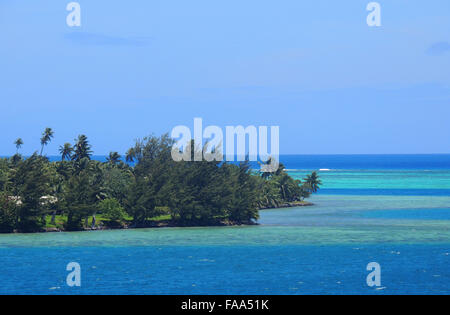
[0,0,449,155]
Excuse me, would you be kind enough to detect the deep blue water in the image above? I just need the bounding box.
[0,245,448,295]
[278,154,450,170]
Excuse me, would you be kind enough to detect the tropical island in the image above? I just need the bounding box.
[0,128,321,233]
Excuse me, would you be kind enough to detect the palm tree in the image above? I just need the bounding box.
[276,173,291,201]
[107,151,121,165]
[125,148,136,163]
[14,138,24,154]
[59,143,73,161]
[72,135,92,162]
[304,171,322,193]
[40,127,54,155]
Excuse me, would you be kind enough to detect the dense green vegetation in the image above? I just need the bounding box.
[0,129,321,233]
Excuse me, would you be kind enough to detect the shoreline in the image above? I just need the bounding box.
[258,201,314,210]
[4,202,315,234]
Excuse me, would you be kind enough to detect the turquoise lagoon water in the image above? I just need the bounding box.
[0,157,449,295]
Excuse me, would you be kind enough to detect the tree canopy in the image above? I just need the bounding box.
[1,130,320,233]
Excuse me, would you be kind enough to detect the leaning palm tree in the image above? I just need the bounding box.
[107,151,121,165]
[14,138,24,154]
[40,127,54,155]
[304,171,322,193]
[59,143,73,161]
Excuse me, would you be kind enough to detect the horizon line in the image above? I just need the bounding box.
[2,153,450,157]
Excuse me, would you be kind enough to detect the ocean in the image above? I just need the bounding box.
[0,155,449,295]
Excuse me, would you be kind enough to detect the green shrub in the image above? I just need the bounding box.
[98,198,127,223]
